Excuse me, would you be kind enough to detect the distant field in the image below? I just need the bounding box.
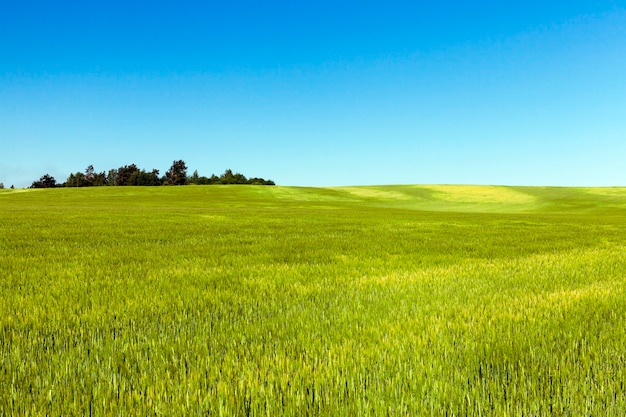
[1,185,625,415]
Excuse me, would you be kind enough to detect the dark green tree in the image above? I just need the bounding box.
[66,172,86,187]
[129,169,161,186]
[166,160,187,185]
[217,169,249,184]
[31,174,57,188]
[248,177,275,185]
[218,169,236,184]
[188,169,200,184]
[65,166,107,187]
[84,165,95,186]
[107,169,119,186]
[196,175,211,185]
[92,171,107,186]
[116,164,140,186]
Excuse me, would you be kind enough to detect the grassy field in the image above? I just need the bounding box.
[1,185,625,416]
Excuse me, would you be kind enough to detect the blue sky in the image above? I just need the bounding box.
[2,1,625,188]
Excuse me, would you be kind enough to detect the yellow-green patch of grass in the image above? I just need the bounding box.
[338,186,412,201]
[422,184,536,204]
[582,187,626,197]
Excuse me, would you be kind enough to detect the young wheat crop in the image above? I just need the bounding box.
[1,185,625,415]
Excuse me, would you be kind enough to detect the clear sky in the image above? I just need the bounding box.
[2,1,626,188]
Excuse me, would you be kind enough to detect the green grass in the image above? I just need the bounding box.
[1,185,625,415]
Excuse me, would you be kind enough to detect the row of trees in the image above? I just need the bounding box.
[30,160,275,188]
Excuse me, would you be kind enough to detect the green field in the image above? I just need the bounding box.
[1,185,625,415]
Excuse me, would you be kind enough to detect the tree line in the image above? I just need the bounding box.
[29,160,275,188]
